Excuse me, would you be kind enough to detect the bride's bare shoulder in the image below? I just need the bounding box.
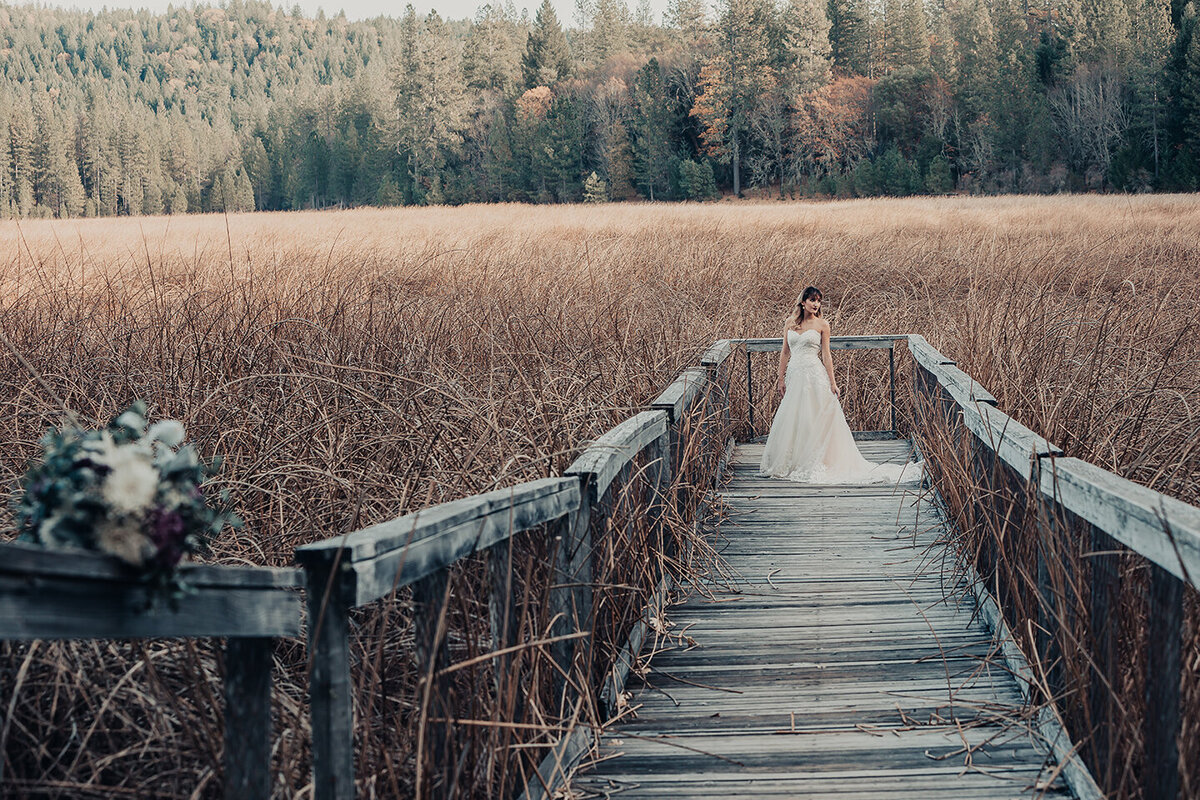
[816,318,832,331]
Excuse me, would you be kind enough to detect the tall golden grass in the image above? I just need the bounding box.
[1,194,1198,798]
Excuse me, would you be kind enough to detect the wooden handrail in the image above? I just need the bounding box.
[909,332,1198,800]
[295,477,580,606]
[909,333,1198,582]
[565,411,668,502]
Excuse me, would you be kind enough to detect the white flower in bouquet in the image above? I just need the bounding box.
[146,420,185,448]
[97,520,155,566]
[101,445,159,514]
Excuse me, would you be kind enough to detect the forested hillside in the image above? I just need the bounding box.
[0,0,1197,216]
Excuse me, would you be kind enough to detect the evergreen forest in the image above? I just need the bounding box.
[1,0,1198,216]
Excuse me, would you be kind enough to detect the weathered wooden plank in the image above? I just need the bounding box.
[700,339,734,369]
[0,571,301,640]
[650,367,709,423]
[412,567,451,793]
[1040,456,1200,586]
[295,477,575,567]
[905,334,956,368]
[299,478,580,606]
[519,725,595,800]
[958,399,1062,479]
[565,411,668,501]
[224,636,273,800]
[937,364,998,406]
[1087,524,1119,791]
[0,540,302,587]
[487,536,520,713]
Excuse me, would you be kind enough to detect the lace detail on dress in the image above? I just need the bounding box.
[757,328,922,485]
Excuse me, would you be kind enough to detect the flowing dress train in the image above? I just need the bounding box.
[758,328,921,484]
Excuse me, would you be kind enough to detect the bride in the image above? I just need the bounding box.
[758,286,921,484]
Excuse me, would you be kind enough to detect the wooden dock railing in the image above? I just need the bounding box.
[908,333,1199,800]
[3,332,1197,799]
[0,543,302,797]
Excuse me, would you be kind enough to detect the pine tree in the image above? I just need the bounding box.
[592,0,631,62]
[0,92,12,217]
[882,0,930,71]
[394,10,469,204]
[954,0,1001,121]
[827,0,871,75]
[991,0,1037,181]
[32,95,86,217]
[1125,0,1173,179]
[522,0,573,88]
[665,0,709,43]
[233,166,255,211]
[693,0,776,195]
[1182,11,1200,150]
[1080,0,1133,63]
[630,59,675,199]
[590,76,635,198]
[463,4,524,93]
[780,0,833,95]
[929,0,958,83]
[9,95,35,216]
[583,170,609,201]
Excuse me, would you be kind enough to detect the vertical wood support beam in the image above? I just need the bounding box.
[224,636,273,800]
[648,430,673,577]
[488,538,520,715]
[1035,509,1064,703]
[306,567,355,800]
[548,512,581,714]
[888,343,897,433]
[1087,524,1120,792]
[413,567,452,796]
[745,350,754,434]
[1144,562,1183,800]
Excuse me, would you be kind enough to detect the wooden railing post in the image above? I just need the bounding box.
[487,538,520,712]
[888,342,896,433]
[648,429,673,579]
[1087,523,1120,791]
[548,501,593,712]
[413,567,452,796]
[1144,562,1183,800]
[305,566,355,800]
[223,636,273,800]
[745,350,754,434]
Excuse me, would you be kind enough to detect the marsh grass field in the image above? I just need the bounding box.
[1,195,1199,797]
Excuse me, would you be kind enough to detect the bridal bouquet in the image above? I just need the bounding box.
[14,402,240,601]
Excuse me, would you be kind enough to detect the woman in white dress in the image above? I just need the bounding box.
[758,286,920,484]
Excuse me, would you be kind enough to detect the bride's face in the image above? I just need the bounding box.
[802,295,821,317]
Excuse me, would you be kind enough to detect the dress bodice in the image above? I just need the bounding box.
[787,328,822,361]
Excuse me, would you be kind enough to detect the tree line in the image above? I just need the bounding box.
[1,0,1197,217]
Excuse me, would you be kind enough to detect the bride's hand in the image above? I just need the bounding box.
[776,378,785,395]
[831,383,840,398]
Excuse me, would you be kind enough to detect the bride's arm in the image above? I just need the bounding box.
[776,329,790,394]
[820,323,840,398]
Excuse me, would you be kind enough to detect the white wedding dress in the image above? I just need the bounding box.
[758,328,922,484]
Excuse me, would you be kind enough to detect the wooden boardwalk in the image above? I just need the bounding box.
[571,439,1070,800]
